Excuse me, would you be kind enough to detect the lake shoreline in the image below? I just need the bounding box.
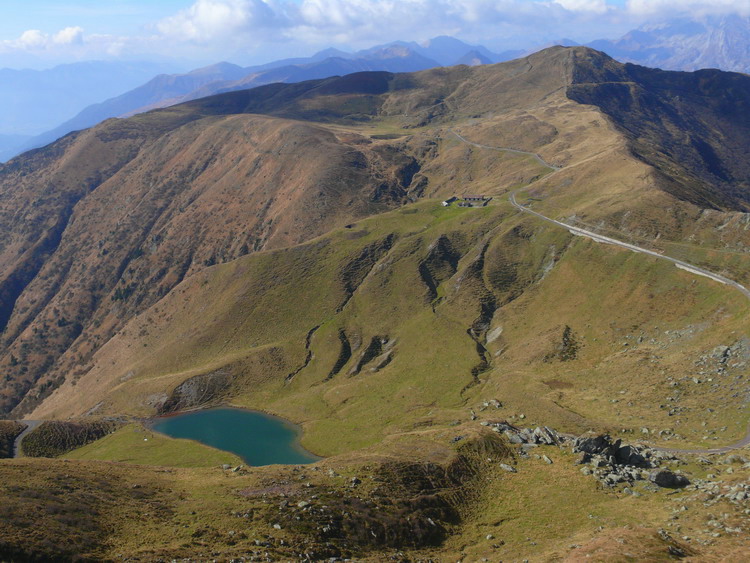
[145,405,322,466]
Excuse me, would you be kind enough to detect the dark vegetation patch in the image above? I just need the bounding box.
[21,419,123,458]
[350,336,389,376]
[0,462,170,562]
[285,325,320,382]
[544,325,580,362]
[259,433,512,558]
[370,134,406,140]
[327,329,352,379]
[0,420,25,458]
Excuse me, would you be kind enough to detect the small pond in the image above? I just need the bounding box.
[150,407,320,466]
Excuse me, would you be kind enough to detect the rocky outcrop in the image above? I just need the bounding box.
[483,422,689,490]
[159,369,232,414]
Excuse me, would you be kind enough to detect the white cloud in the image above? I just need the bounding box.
[290,0,571,45]
[157,0,281,42]
[16,30,47,49]
[54,27,85,45]
[554,0,609,14]
[3,27,86,52]
[627,0,750,17]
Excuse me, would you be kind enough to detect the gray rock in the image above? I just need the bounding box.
[649,469,690,489]
[499,463,517,473]
[504,430,525,444]
[532,426,559,445]
[519,428,535,443]
[574,434,619,458]
[604,473,625,484]
[615,444,649,468]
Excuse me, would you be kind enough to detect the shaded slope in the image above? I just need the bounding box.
[567,47,750,210]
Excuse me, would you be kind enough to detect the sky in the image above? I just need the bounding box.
[1,0,749,69]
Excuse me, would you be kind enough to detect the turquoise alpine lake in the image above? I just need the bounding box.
[150,407,320,466]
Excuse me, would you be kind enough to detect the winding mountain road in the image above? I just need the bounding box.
[450,129,750,454]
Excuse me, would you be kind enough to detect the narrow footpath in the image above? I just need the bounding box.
[12,420,41,458]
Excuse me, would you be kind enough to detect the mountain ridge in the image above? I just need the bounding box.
[2,44,750,561]
[1,45,749,433]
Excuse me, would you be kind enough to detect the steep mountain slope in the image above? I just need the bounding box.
[32,197,750,452]
[567,49,750,210]
[0,105,415,415]
[2,45,750,430]
[3,45,750,561]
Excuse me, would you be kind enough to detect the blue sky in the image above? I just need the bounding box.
[0,0,747,69]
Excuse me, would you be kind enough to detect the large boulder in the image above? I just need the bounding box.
[649,469,690,489]
[615,444,649,468]
[574,434,619,458]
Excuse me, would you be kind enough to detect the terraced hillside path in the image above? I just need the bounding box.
[450,129,750,454]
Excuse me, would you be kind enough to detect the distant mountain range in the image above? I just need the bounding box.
[1,15,749,163]
[0,37,516,161]
[0,61,178,158]
[587,14,750,73]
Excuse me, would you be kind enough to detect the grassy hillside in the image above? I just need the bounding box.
[3,46,750,559]
[64,423,243,467]
[33,196,750,453]
[5,46,750,419]
[2,431,750,560]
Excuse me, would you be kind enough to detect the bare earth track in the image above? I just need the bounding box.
[450,129,750,454]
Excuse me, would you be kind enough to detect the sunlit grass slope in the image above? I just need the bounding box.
[64,423,242,468]
[36,195,750,454]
